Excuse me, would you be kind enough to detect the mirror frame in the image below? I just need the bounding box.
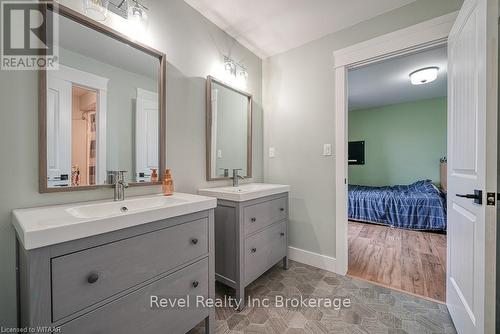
[206,76,253,181]
[39,3,166,193]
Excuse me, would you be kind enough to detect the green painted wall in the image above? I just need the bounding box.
[348,97,447,186]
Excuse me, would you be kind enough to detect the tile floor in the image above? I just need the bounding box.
[190,260,456,334]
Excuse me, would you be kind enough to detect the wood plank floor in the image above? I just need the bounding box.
[347,220,447,302]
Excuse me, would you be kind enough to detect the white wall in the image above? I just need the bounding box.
[263,0,462,260]
[0,0,262,326]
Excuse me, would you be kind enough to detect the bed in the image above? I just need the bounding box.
[348,180,447,231]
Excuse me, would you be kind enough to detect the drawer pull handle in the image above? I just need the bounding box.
[251,217,256,222]
[87,272,99,284]
[192,281,199,288]
[280,208,285,212]
[191,238,199,245]
[280,232,285,237]
[251,248,257,253]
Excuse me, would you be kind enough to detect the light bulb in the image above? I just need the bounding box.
[83,0,108,21]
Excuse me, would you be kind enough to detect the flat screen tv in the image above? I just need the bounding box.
[348,141,365,165]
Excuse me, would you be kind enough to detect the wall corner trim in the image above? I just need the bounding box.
[288,246,344,275]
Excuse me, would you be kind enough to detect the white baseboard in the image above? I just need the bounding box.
[288,246,341,274]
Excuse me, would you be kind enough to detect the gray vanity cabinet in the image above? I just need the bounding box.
[214,193,289,309]
[17,210,215,334]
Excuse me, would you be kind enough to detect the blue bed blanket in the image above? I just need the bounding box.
[348,180,447,231]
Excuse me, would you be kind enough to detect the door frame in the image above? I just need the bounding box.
[332,12,458,275]
[135,88,159,182]
[48,65,109,184]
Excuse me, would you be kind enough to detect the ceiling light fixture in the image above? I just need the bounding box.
[409,67,439,85]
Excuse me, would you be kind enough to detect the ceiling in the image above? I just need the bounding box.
[348,46,447,111]
[183,0,418,58]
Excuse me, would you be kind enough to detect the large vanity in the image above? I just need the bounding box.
[199,183,290,310]
[14,193,216,333]
[14,6,221,331]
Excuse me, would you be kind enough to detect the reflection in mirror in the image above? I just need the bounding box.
[207,77,252,180]
[44,9,164,190]
[71,86,98,186]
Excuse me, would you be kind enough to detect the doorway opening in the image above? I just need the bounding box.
[71,85,98,187]
[345,47,448,302]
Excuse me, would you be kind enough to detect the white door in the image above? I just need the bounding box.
[447,0,498,333]
[47,75,72,187]
[135,89,159,182]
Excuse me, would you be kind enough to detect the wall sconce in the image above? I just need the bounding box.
[224,56,248,82]
[83,0,109,21]
[109,0,149,39]
[128,0,148,26]
[212,57,248,89]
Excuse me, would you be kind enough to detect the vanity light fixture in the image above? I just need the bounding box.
[224,56,248,81]
[83,0,109,21]
[409,67,439,85]
[225,60,235,75]
[128,0,148,25]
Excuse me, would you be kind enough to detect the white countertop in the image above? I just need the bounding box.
[198,183,290,202]
[12,193,216,250]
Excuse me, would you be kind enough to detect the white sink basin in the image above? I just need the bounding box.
[13,193,216,250]
[67,196,189,219]
[198,183,290,202]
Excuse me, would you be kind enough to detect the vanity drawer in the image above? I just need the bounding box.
[51,218,208,321]
[243,196,287,235]
[60,258,209,334]
[244,221,287,285]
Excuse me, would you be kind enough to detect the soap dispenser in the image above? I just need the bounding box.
[162,169,174,196]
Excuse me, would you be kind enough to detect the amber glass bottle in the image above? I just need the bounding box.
[162,169,174,196]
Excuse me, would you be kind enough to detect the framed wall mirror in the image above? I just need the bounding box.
[39,4,166,192]
[206,76,252,181]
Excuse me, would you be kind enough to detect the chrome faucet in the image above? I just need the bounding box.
[220,168,230,177]
[109,171,128,201]
[232,169,244,187]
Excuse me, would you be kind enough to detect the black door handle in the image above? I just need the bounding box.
[456,194,479,199]
[456,190,482,205]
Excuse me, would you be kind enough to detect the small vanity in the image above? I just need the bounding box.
[199,184,290,310]
[14,193,216,333]
[202,77,291,310]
